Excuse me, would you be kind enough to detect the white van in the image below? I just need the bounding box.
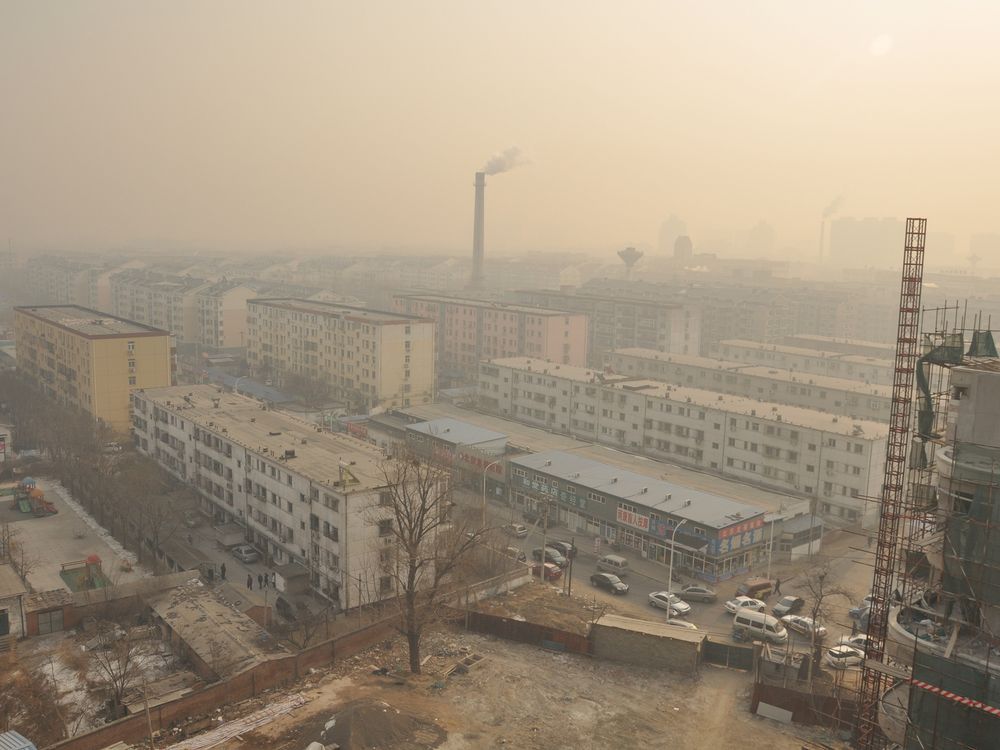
[596,554,629,576]
[733,610,788,644]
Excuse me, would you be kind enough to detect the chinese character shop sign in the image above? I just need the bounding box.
[616,507,650,531]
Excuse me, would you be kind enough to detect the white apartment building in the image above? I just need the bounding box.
[246,298,436,411]
[111,271,207,344]
[609,348,891,421]
[478,358,887,525]
[715,339,894,385]
[132,386,408,609]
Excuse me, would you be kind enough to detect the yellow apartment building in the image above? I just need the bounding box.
[14,305,173,433]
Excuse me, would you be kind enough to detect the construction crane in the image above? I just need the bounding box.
[854,218,927,748]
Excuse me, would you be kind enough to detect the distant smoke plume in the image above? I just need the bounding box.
[482,147,524,176]
[822,194,845,219]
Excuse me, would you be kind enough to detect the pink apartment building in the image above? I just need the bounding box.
[394,294,589,385]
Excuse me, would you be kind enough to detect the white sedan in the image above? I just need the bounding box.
[648,591,692,617]
[724,596,767,614]
[835,634,869,651]
[825,645,865,669]
[780,615,828,639]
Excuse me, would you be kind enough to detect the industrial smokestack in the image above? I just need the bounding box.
[470,171,486,288]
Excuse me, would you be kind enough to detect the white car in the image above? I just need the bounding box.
[663,619,699,630]
[825,645,865,669]
[780,615,828,639]
[725,596,766,614]
[835,633,870,651]
[648,591,692,617]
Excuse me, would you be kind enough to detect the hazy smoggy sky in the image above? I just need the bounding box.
[3,2,999,258]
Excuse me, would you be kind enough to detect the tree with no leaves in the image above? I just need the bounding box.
[800,564,852,684]
[89,625,149,720]
[376,456,487,674]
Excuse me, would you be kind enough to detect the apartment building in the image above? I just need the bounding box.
[25,256,94,306]
[111,270,207,344]
[716,339,894,385]
[478,358,886,525]
[195,280,260,351]
[246,298,435,411]
[132,386,415,608]
[509,288,699,365]
[608,348,891,421]
[510,450,767,581]
[393,294,589,384]
[14,305,172,432]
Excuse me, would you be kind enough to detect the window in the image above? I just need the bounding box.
[379,491,392,507]
[380,576,394,594]
[128,376,137,385]
[378,519,393,537]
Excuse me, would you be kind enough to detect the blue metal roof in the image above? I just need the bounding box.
[407,418,507,447]
[510,450,764,530]
[203,369,296,404]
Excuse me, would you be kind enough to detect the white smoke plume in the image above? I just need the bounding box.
[822,194,845,218]
[482,147,524,176]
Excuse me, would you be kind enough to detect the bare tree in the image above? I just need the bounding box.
[376,456,487,674]
[799,564,852,684]
[89,625,149,720]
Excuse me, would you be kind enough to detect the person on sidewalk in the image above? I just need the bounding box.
[247,574,253,590]
[257,573,263,589]
[220,563,227,581]
[774,577,782,596]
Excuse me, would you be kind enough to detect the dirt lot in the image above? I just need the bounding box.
[228,625,845,750]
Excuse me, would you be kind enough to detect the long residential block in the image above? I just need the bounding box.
[479,357,887,525]
[246,298,435,411]
[393,294,589,385]
[14,305,172,432]
[715,339,894,385]
[132,386,409,609]
[608,348,891,421]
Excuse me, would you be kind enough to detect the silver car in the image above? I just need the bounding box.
[648,591,692,616]
[231,544,260,564]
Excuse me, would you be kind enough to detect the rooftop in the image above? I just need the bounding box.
[148,579,283,678]
[487,358,889,437]
[15,305,168,338]
[396,294,581,317]
[0,564,27,599]
[407,418,507,446]
[612,348,892,395]
[248,297,429,325]
[511,450,764,529]
[784,334,895,351]
[594,614,705,643]
[718,339,893,367]
[140,385,391,493]
[514,288,683,308]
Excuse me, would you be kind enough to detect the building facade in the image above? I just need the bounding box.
[608,348,891,421]
[132,386,415,609]
[509,288,699,365]
[110,270,207,345]
[716,339,894,385]
[478,358,886,525]
[393,294,589,385]
[509,450,767,581]
[246,298,435,411]
[14,305,172,432]
[780,334,895,359]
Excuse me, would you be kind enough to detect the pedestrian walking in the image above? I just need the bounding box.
[263,573,269,589]
[851,620,858,637]
[247,574,253,590]
[258,573,263,589]
[220,563,227,581]
[774,577,782,595]
[271,571,277,588]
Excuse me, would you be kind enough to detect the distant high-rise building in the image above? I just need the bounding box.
[674,235,694,261]
[658,215,688,254]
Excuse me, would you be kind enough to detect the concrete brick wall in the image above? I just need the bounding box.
[590,624,701,675]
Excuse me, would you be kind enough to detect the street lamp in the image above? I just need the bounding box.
[666,518,687,623]
[482,459,502,530]
[233,376,247,396]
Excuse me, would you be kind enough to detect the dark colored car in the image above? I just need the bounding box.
[531,547,567,567]
[773,595,805,617]
[677,584,718,603]
[548,540,577,559]
[590,572,629,594]
[532,562,562,581]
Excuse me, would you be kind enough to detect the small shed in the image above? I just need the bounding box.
[0,730,38,750]
[0,564,27,642]
[590,614,704,675]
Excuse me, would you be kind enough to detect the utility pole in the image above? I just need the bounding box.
[765,516,776,582]
[666,519,687,624]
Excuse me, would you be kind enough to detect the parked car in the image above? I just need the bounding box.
[824,644,865,669]
[736,577,775,599]
[531,547,567,567]
[835,634,870,651]
[648,591,692,616]
[502,523,528,538]
[772,595,805,617]
[590,572,629,594]
[505,546,527,562]
[780,615,828,640]
[231,545,260,564]
[724,596,767,614]
[548,540,577,559]
[532,562,562,581]
[663,619,699,630]
[677,584,717,603]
